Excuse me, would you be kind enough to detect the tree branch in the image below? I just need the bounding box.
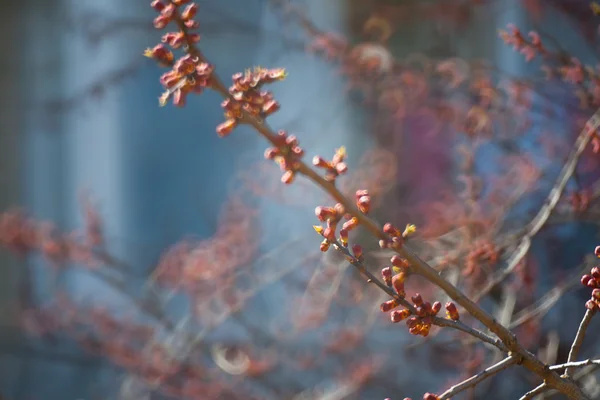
[520,383,548,400]
[550,359,600,371]
[331,241,508,352]
[432,317,508,353]
[162,6,593,399]
[439,355,518,400]
[565,308,598,377]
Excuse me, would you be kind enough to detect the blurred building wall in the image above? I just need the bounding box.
[0,0,26,397]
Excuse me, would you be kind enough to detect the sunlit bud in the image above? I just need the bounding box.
[586,299,598,311]
[402,224,417,238]
[411,293,423,306]
[281,170,295,184]
[391,309,411,323]
[380,299,399,312]
[352,244,363,260]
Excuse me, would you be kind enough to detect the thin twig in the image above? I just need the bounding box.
[550,359,600,371]
[439,355,518,400]
[433,318,508,352]
[541,357,600,399]
[565,308,598,377]
[509,257,595,329]
[330,241,414,309]
[520,383,548,400]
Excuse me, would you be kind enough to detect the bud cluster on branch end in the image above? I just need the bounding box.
[581,246,600,311]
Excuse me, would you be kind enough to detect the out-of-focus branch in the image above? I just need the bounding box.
[473,110,600,302]
[509,257,596,329]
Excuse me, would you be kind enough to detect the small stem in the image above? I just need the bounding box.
[520,383,548,400]
[439,355,518,400]
[433,318,508,353]
[550,359,600,371]
[565,308,597,377]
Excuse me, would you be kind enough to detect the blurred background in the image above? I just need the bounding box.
[1,0,600,399]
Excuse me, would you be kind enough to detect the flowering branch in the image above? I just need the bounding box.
[143,1,595,398]
[157,1,514,344]
[331,239,508,352]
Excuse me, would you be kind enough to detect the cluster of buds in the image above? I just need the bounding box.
[151,0,198,30]
[383,299,458,335]
[498,25,546,62]
[381,255,409,296]
[312,146,348,182]
[146,1,213,108]
[313,203,347,251]
[313,189,370,249]
[217,67,286,137]
[405,294,442,337]
[264,130,304,184]
[384,293,442,337]
[379,222,416,250]
[581,246,600,311]
[159,55,213,107]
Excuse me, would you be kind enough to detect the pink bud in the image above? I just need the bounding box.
[352,244,363,259]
